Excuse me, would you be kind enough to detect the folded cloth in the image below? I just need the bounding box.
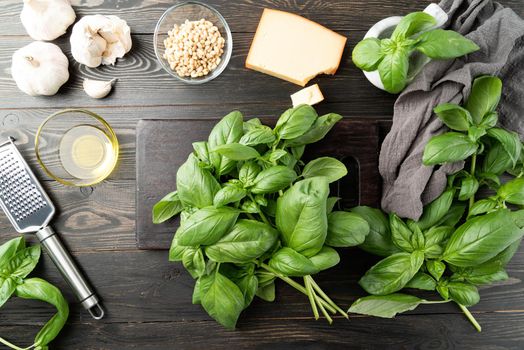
[379,0,524,220]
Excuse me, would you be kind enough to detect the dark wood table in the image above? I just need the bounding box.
[1,1,523,349]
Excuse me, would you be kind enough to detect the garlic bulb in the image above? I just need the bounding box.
[21,0,76,41]
[83,78,116,99]
[11,41,69,96]
[70,15,132,68]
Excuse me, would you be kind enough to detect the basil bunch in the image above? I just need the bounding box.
[349,76,524,331]
[153,105,370,328]
[352,11,479,93]
[0,237,69,350]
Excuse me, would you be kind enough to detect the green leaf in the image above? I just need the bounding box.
[469,198,498,217]
[480,111,498,129]
[451,263,509,285]
[193,248,206,277]
[465,76,502,125]
[256,281,275,302]
[176,206,240,246]
[213,185,247,207]
[182,247,201,279]
[433,103,473,131]
[0,236,26,264]
[351,206,400,257]
[415,29,479,59]
[193,141,211,165]
[458,175,479,201]
[448,282,480,307]
[406,272,437,291]
[423,226,453,258]
[168,236,188,262]
[152,191,184,224]
[276,177,330,257]
[309,246,340,271]
[200,272,245,329]
[468,126,486,142]
[423,132,478,165]
[498,177,524,205]
[274,105,317,140]
[302,157,348,183]
[326,197,340,214]
[352,37,384,71]
[349,293,425,318]
[239,125,275,146]
[286,113,342,147]
[481,141,513,175]
[250,166,297,194]
[0,277,16,308]
[213,143,260,161]
[269,247,319,277]
[267,149,288,163]
[438,203,467,227]
[392,12,437,40]
[359,251,424,295]
[176,154,221,208]
[236,274,258,308]
[326,211,370,247]
[390,214,416,252]
[208,111,244,176]
[487,128,522,167]
[238,162,261,187]
[205,220,278,264]
[243,118,261,132]
[426,260,446,281]
[378,49,409,94]
[443,209,523,266]
[4,245,41,279]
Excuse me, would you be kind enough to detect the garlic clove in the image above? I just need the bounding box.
[83,78,117,99]
[21,0,76,41]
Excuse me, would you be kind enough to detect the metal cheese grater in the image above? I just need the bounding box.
[0,137,104,319]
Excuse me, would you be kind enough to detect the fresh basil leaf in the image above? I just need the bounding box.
[213,185,247,207]
[176,206,239,246]
[423,226,453,258]
[392,12,436,40]
[378,49,409,94]
[349,293,425,318]
[437,203,466,227]
[433,103,473,131]
[286,113,342,147]
[192,141,211,166]
[302,157,348,183]
[193,249,206,278]
[309,246,340,271]
[451,263,509,285]
[169,236,189,262]
[0,277,16,308]
[291,145,305,160]
[480,111,498,129]
[205,220,278,264]
[4,245,41,279]
[359,251,424,295]
[269,247,319,277]
[267,149,288,163]
[465,76,502,125]
[405,272,437,291]
[415,29,479,59]
[256,271,276,288]
[448,282,480,307]
[243,118,262,132]
[469,198,498,217]
[426,260,446,281]
[208,111,244,176]
[236,274,258,309]
[0,236,26,265]
[422,132,478,165]
[153,191,184,224]
[276,177,329,257]
[200,272,245,329]
[278,152,298,170]
[390,213,415,252]
[443,209,523,267]
[238,162,261,187]
[177,153,221,208]
[487,128,522,167]
[458,175,479,201]
[351,206,400,257]
[498,177,524,205]
[213,143,260,161]
[437,283,449,300]
[481,141,513,175]
[241,200,258,214]
[326,197,340,214]
[326,211,370,247]
[239,125,275,146]
[477,172,501,189]
[192,278,202,304]
[182,247,201,279]
[468,126,486,142]
[250,166,297,194]
[274,105,317,140]
[256,281,275,302]
[352,37,384,71]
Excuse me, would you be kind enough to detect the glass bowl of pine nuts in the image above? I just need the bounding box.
[154,1,233,84]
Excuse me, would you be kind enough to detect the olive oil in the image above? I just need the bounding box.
[59,125,116,180]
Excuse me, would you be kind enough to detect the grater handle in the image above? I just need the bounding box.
[36,226,105,320]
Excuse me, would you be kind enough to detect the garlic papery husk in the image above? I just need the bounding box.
[83,78,116,99]
[11,41,69,96]
[21,0,76,41]
[70,15,132,68]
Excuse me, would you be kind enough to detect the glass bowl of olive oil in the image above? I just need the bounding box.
[35,109,119,187]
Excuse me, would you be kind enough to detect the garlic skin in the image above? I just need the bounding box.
[11,41,69,96]
[21,0,76,41]
[83,78,116,99]
[70,15,132,68]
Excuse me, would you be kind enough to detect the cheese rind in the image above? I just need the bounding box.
[291,84,324,107]
[246,9,347,86]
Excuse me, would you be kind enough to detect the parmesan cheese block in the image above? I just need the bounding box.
[291,84,324,107]
[246,9,347,86]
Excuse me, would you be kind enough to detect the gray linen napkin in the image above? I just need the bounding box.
[379,0,524,220]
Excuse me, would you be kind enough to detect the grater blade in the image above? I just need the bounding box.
[0,137,55,233]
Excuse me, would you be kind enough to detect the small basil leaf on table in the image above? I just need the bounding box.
[423,132,478,165]
[326,211,370,247]
[458,175,479,201]
[349,293,426,318]
[433,103,473,131]
[213,184,247,207]
[256,281,275,302]
[236,274,258,308]
[169,236,188,262]
[250,166,297,194]
[351,206,400,257]
[451,263,508,285]
[448,282,480,307]
[269,247,319,277]
[390,213,415,252]
[213,143,260,161]
[4,245,41,279]
[176,206,239,246]
[497,178,524,205]
[208,111,244,176]
[256,271,276,288]
[378,47,409,94]
[152,191,184,224]
[0,236,26,264]
[405,272,437,291]
[286,113,342,147]
[182,247,201,279]
[0,277,16,309]
[238,161,261,187]
[302,157,348,183]
[192,278,202,304]
[415,29,479,59]
[465,76,502,125]
[276,177,329,257]
[352,38,384,71]
[359,251,424,295]
[239,125,275,146]
[426,260,446,281]
[176,153,221,208]
[309,246,340,271]
[274,104,317,140]
[487,128,522,166]
[391,12,436,40]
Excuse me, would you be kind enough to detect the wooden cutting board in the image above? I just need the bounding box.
[136,118,389,249]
